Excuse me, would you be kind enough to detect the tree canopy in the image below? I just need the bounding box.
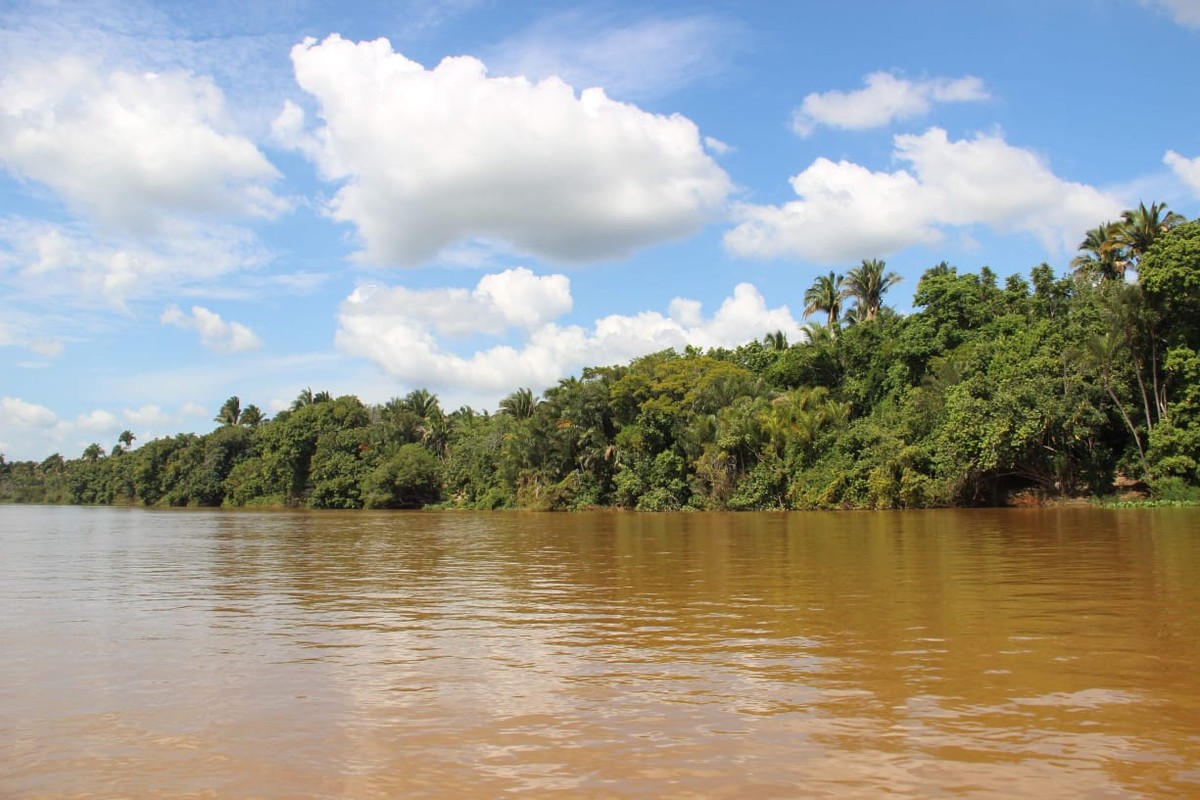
[4,205,1198,510]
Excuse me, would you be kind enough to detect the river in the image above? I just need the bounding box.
[1,505,1198,798]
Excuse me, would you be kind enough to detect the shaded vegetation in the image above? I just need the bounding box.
[4,208,1198,510]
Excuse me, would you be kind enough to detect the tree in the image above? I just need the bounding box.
[214,396,241,426]
[763,330,789,351]
[1106,201,1186,278]
[291,388,314,410]
[239,405,265,428]
[499,387,539,419]
[82,443,104,462]
[804,271,844,326]
[1139,218,1200,350]
[363,444,443,508]
[117,430,136,451]
[1071,222,1120,281]
[400,388,441,419]
[842,258,902,321]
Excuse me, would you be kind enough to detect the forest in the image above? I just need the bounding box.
[3,204,1199,510]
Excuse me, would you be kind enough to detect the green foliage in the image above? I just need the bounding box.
[5,206,1197,512]
[362,444,442,509]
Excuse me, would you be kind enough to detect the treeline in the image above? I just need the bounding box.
[3,207,1198,510]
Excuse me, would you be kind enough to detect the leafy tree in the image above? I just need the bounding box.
[1071,222,1120,281]
[363,444,442,508]
[291,387,315,410]
[763,330,789,351]
[804,271,844,326]
[239,404,265,428]
[214,396,241,426]
[1107,201,1186,277]
[842,258,902,321]
[499,387,539,419]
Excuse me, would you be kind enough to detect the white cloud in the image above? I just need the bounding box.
[281,35,732,266]
[1,396,58,428]
[75,409,120,433]
[487,12,741,101]
[336,270,798,398]
[0,56,285,232]
[1165,150,1200,194]
[0,397,62,460]
[1143,0,1200,28]
[705,136,733,155]
[179,402,210,418]
[343,268,571,340]
[725,127,1124,264]
[161,304,262,353]
[28,340,64,358]
[0,217,271,309]
[792,72,989,136]
[123,404,172,427]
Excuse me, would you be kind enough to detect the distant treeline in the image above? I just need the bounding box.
[3,208,1199,510]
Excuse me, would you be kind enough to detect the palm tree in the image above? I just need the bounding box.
[1106,201,1186,278]
[842,258,902,321]
[214,396,241,426]
[117,430,136,451]
[804,271,844,326]
[291,387,314,411]
[1071,222,1120,281]
[763,330,788,351]
[240,405,265,428]
[401,388,441,420]
[499,387,539,419]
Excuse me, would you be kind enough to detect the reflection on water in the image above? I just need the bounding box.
[2,506,1198,798]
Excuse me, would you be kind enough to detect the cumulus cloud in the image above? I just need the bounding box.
[1142,0,1200,28]
[336,270,798,396]
[792,72,989,136]
[280,35,732,266]
[0,56,285,231]
[1165,150,1200,194]
[75,409,120,433]
[1,396,58,429]
[725,127,1124,264]
[161,304,262,353]
[123,404,172,427]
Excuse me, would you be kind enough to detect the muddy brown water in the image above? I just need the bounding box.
[2,505,1198,798]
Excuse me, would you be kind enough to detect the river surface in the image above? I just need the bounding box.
[1,506,1198,798]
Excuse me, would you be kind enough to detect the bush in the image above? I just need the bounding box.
[362,444,442,509]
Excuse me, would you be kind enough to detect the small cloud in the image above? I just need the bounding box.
[1142,0,1200,28]
[704,136,733,155]
[1165,150,1200,194]
[487,11,744,101]
[0,396,59,428]
[123,404,171,427]
[161,304,262,353]
[792,72,990,137]
[179,402,209,418]
[28,340,64,358]
[75,409,120,433]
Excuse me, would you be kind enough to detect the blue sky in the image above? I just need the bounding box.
[2,0,1199,461]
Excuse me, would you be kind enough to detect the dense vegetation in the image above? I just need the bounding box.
[4,206,1199,510]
